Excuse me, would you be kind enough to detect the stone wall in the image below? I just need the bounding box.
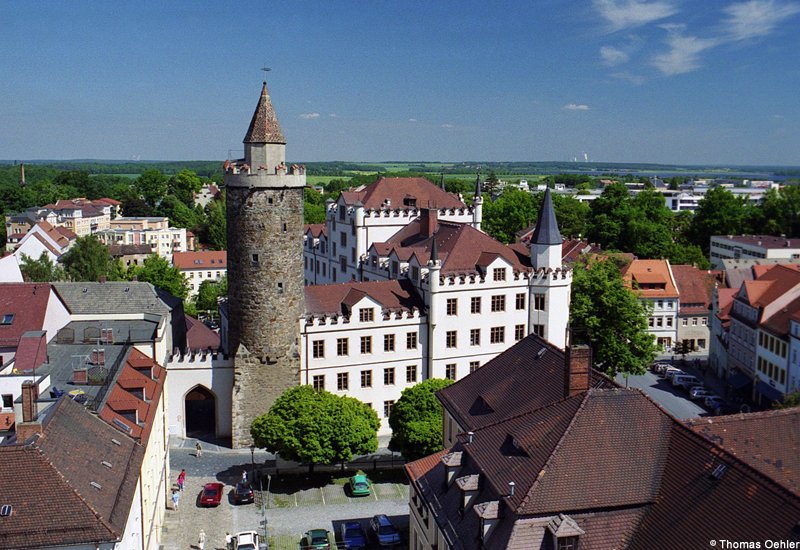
[226,182,304,447]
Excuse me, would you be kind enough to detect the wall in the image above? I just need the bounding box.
[166,352,234,438]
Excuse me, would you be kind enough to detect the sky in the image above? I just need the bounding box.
[2,0,799,165]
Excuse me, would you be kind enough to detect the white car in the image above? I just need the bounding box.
[690,387,713,400]
[233,531,259,550]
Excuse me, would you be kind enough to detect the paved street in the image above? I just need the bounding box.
[162,438,410,550]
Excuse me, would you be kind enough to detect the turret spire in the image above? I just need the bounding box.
[440,174,446,191]
[243,81,286,144]
[531,188,562,245]
[474,172,482,197]
[431,232,439,263]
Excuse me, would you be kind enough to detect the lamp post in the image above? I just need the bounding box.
[249,444,256,485]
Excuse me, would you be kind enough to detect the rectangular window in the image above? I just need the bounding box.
[515,324,525,341]
[493,268,506,281]
[407,331,418,349]
[470,297,481,314]
[360,335,372,354]
[649,317,655,328]
[340,232,347,247]
[359,307,374,322]
[656,317,663,327]
[383,400,395,418]
[337,372,349,391]
[384,334,395,352]
[384,367,395,385]
[692,318,698,326]
[469,361,480,374]
[445,363,457,380]
[406,365,417,383]
[446,298,458,316]
[516,293,526,310]
[312,375,325,392]
[491,295,506,312]
[312,340,325,359]
[666,317,673,328]
[470,328,481,346]
[361,370,372,388]
[1,394,12,409]
[657,300,664,309]
[701,317,708,326]
[446,330,457,348]
[682,318,688,327]
[411,265,419,280]
[533,324,544,337]
[533,294,545,311]
[337,338,349,356]
[490,326,505,343]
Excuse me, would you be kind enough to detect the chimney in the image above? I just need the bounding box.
[419,207,438,238]
[565,345,592,397]
[21,381,38,423]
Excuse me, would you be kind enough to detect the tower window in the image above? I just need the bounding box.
[277,282,284,293]
[282,222,287,232]
[268,197,274,204]
[251,254,259,265]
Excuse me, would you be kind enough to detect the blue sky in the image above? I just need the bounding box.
[2,0,799,165]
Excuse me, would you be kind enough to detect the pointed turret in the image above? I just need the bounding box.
[244,81,286,144]
[472,172,484,231]
[430,232,439,263]
[474,172,482,197]
[531,188,562,246]
[19,162,25,187]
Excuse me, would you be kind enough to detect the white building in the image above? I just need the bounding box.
[622,259,679,351]
[709,235,800,270]
[96,217,189,260]
[172,250,227,297]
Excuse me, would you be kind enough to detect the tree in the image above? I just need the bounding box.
[388,378,453,460]
[19,252,65,282]
[133,169,168,209]
[167,169,203,206]
[688,187,752,253]
[128,254,188,299]
[570,257,658,376]
[551,194,590,239]
[157,194,200,229]
[195,276,227,312]
[773,391,800,409]
[251,386,380,472]
[483,171,500,195]
[482,188,538,243]
[201,193,226,250]
[60,236,122,282]
[304,187,326,224]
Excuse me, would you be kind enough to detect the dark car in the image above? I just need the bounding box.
[370,514,401,546]
[233,482,254,504]
[341,521,367,549]
[303,529,331,550]
[199,482,224,507]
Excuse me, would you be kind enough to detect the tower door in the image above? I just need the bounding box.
[185,386,216,438]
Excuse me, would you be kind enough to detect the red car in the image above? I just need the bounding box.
[200,482,224,507]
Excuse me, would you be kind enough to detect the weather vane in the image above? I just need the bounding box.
[261,66,271,82]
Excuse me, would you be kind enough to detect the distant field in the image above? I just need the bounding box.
[305,175,353,185]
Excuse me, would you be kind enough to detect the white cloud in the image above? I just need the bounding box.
[441,123,454,128]
[563,103,591,111]
[652,29,718,75]
[722,0,800,41]
[408,118,418,122]
[600,45,630,65]
[594,0,678,30]
[612,71,646,84]
[328,113,338,118]
[299,112,320,120]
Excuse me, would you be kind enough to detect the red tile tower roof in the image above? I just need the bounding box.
[243,81,285,144]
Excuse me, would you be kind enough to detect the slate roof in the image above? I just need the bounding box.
[0,397,143,549]
[341,177,466,210]
[109,243,153,256]
[304,279,423,316]
[172,250,227,270]
[685,407,800,495]
[243,81,285,144]
[53,282,170,317]
[0,283,54,348]
[671,264,716,315]
[530,188,562,245]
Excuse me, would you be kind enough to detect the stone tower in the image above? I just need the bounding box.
[226,81,305,448]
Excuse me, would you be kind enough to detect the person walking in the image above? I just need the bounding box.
[195,441,202,458]
[198,529,205,550]
[241,470,248,484]
[225,532,233,550]
[171,489,180,511]
[177,469,186,491]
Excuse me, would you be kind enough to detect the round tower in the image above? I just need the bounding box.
[226,81,306,448]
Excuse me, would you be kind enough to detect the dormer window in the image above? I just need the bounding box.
[1,314,13,325]
[548,514,584,550]
[403,196,417,207]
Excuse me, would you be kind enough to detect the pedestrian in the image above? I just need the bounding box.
[198,529,205,550]
[225,532,233,550]
[171,489,180,511]
[195,441,202,458]
[242,470,248,484]
[177,469,186,491]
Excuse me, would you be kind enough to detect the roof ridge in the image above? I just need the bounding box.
[468,387,581,434]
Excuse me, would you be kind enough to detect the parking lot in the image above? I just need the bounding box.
[161,463,410,550]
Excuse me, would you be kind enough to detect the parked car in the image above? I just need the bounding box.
[304,529,331,550]
[341,521,368,549]
[199,482,224,507]
[370,514,401,546]
[652,362,671,374]
[233,482,254,504]
[672,374,700,389]
[705,395,724,409]
[233,531,259,550]
[690,387,714,400]
[663,368,683,381]
[347,473,371,497]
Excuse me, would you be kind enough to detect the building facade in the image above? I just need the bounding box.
[710,235,800,269]
[172,250,227,297]
[96,217,189,260]
[622,259,679,351]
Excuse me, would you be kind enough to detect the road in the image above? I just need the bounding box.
[616,370,708,420]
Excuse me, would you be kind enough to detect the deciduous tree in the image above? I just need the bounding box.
[388,378,453,460]
[19,252,66,282]
[127,254,188,299]
[60,236,122,282]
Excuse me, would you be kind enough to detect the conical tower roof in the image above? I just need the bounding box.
[531,188,562,245]
[243,81,286,144]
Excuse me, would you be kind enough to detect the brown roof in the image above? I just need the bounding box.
[304,279,424,316]
[304,223,328,238]
[343,177,465,210]
[685,407,800,495]
[671,264,716,315]
[437,334,617,433]
[716,288,738,325]
[185,314,221,351]
[623,259,679,299]
[172,250,227,270]
[109,243,153,256]
[738,264,800,309]
[0,397,143,549]
[0,283,55,348]
[243,81,285,144]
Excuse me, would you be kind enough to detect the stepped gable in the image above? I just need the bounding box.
[341,177,465,209]
[685,407,800,495]
[437,334,617,432]
[0,397,143,549]
[381,219,526,275]
[304,278,423,316]
[243,81,285,144]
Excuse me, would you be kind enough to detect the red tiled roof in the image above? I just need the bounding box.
[716,288,738,324]
[304,279,423,316]
[671,264,716,315]
[739,264,800,308]
[185,314,221,351]
[686,407,800,495]
[342,177,465,210]
[623,260,679,298]
[304,223,327,238]
[172,250,227,270]
[0,283,53,348]
[243,81,285,144]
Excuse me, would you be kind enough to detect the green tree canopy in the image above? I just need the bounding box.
[127,254,188,299]
[201,193,226,250]
[157,194,200,230]
[167,169,203,206]
[251,386,380,471]
[688,187,753,253]
[388,378,453,460]
[133,169,168,209]
[195,276,227,312]
[304,187,326,224]
[482,188,538,243]
[19,252,66,282]
[60,235,123,282]
[570,257,658,376]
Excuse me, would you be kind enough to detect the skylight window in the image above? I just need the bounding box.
[1,314,14,325]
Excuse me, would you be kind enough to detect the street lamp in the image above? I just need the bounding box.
[249,444,256,485]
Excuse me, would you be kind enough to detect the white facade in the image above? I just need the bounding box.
[710,235,800,270]
[646,297,679,351]
[96,217,189,260]
[788,319,800,396]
